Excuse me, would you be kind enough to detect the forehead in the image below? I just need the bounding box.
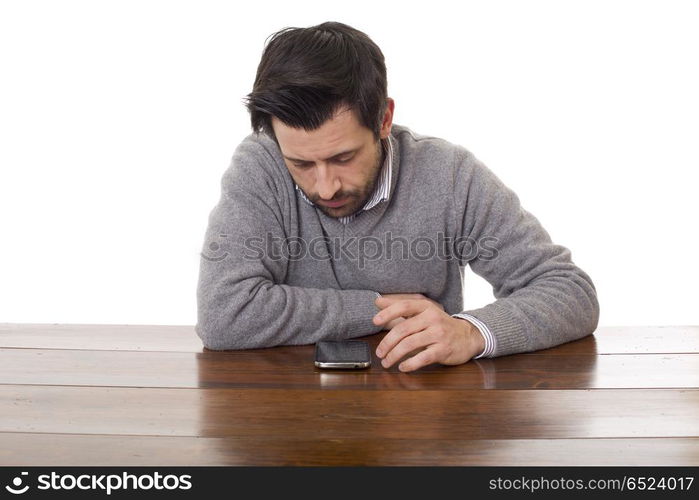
[272,107,370,160]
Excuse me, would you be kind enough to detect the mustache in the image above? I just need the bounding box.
[309,191,357,204]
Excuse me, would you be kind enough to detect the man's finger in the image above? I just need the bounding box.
[373,299,430,326]
[380,328,434,369]
[374,296,402,308]
[376,313,431,358]
[398,344,443,373]
[374,295,426,309]
[375,294,444,312]
[374,296,391,307]
[376,293,426,302]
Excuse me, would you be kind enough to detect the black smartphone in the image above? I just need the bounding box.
[314,340,372,369]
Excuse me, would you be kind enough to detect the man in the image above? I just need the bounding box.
[195,21,599,372]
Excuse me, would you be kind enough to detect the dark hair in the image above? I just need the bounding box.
[243,21,388,145]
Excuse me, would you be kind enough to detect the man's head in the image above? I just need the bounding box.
[243,22,394,218]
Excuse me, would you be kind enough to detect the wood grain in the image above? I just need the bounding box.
[0,323,203,352]
[2,348,698,389]
[538,325,699,355]
[2,433,698,466]
[2,385,698,439]
[2,323,697,466]
[3,324,699,354]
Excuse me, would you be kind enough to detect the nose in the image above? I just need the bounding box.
[315,164,341,200]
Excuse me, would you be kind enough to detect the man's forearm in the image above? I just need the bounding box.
[454,147,600,357]
[196,277,383,350]
[464,269,599,357]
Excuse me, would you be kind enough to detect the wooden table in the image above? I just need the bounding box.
[1,324,698,466]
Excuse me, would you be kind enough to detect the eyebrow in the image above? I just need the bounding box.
[282,148,359,164]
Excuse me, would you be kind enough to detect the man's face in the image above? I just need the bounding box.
[272,105,390,219]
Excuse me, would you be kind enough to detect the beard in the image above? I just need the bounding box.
[310,139,385,219]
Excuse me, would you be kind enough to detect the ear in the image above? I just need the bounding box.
[379,98,395,139]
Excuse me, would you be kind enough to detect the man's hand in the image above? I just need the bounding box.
[372,296,485,372]
[375,293,443,329]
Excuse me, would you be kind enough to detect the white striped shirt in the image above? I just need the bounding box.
[294,136,496,359]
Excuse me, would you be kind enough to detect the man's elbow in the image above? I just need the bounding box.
[195,320,246,351]
[567,270,600,340]
[585,283,601,335]
[196,277,281,350]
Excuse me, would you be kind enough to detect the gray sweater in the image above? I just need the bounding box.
[195,124,599,357]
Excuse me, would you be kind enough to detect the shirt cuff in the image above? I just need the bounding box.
[451,312,496,359]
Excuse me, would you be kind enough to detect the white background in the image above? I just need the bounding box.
[1,0,697,327]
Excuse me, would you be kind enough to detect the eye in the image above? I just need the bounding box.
[293,162,311,168]
[335,156,353,164]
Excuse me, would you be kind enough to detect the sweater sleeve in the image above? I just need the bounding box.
[453,148,600,357]
[195,139,383,350]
